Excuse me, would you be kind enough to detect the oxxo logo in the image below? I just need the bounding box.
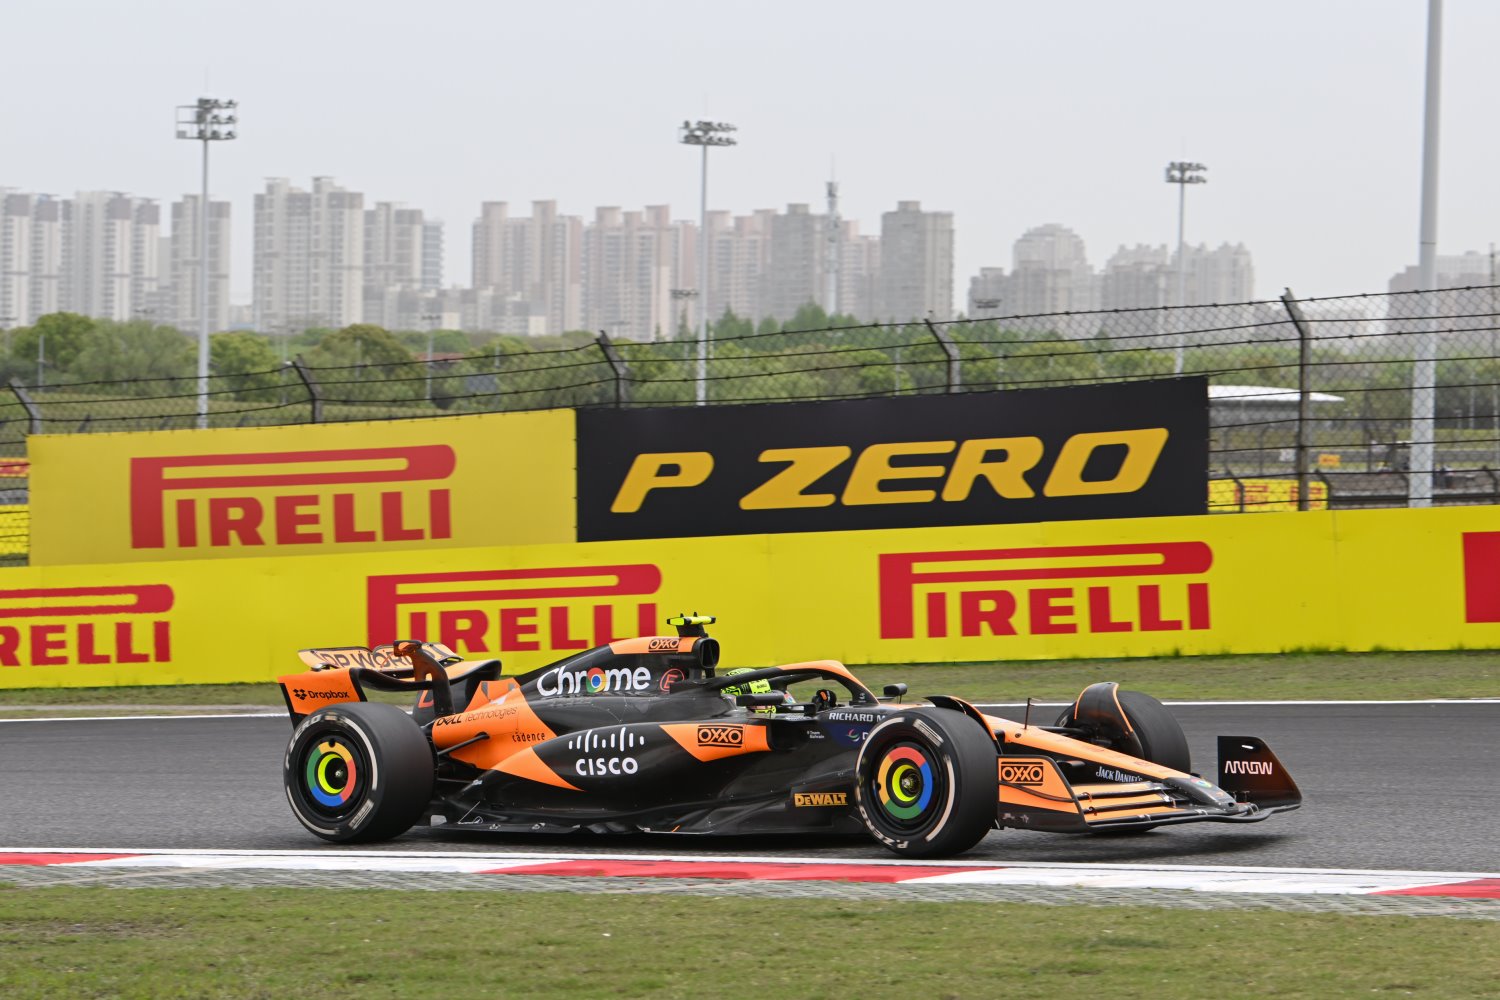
[610,429,1169,514]
[879,542,1212,639]
[130,445,455,550]
[1000,762,1046,785]
[696,725,745,747]
[366,564,661,655]
[648,637,678,652]
[0,585,173,667]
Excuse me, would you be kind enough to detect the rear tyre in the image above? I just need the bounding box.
[854,708,998,858]
[284,702,435,843]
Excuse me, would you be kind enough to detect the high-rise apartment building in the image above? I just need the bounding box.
[0,191,59,326]
[253,177,364,332]
[58,192,159,322]
[470,200,582,335]
[764,203,825,323]
[1177,242,1254,305]
[167,194,231,333]
[877,201,953,322]
[1100,244,1169,312]
[581,205,684,340]
[1003,224,1098,322]
[1387,251,1494,293]
[966,266,1007,318]
[363,202,444,329]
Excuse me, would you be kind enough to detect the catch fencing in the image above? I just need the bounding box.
[0,284,1496,562]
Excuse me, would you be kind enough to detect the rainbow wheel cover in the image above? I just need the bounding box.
[875,744,934,821]
[305,740,359,809]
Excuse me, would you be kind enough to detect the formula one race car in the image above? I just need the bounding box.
[277,615,1300,858]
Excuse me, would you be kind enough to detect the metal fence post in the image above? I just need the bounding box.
[1280,288,1314,511]
[8,379,40,436]
[290,355,323,424]
[596,332,631,407]
[924,319,960,393]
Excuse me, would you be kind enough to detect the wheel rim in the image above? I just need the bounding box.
[297,733,366,816]
[871,740,938,828]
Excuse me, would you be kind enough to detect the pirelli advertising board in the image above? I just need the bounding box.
[27,378,1207,565]
[576,378,1208,541]
[0,505,1494,688]
[28,411,576,565]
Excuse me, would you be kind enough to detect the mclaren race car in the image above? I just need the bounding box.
[277,615,1300,858]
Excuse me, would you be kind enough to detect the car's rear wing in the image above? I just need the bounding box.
[277,641,477,725]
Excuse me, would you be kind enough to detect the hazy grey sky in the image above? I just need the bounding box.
[3,0,1494,307]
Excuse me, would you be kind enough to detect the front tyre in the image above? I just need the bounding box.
[1115,690,1190,773]
[854,708,998,858]
[283,702,435,843]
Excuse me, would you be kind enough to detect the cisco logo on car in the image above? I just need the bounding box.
[537,664,652,696]
[575,756,639,776]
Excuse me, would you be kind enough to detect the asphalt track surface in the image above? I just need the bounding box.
[1,702,1494,873]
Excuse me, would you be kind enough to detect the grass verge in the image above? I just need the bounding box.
[0,649,1496,715]
[1,887,1496,1000]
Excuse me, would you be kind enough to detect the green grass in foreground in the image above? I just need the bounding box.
[0,649,1496,712]
[0,887,1496,1000]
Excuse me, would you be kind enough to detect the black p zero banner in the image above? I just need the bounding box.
[576,378,1208,542]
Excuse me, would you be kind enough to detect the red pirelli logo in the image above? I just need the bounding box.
[879,542,1213,639]
[0,585,174,666]
[130,446,455,550]
[367,564,661,655]
[1463,531,1500,624]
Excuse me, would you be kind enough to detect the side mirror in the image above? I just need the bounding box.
[883,683,908,699]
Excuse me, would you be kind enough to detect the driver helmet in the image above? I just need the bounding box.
[721,668,789,714]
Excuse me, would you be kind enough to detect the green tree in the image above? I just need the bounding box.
[8,312,97,383]
[211,331,282,401]
[305,324,422,403]
[307,324,415,368]
[68,320,195,387]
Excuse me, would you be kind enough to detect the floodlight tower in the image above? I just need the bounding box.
[825,179,841,317]
[1165,161,1207,374]
[177,97,238,429]
[679,120,737,405]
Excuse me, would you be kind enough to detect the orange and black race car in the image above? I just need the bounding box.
[277,615,1300,858]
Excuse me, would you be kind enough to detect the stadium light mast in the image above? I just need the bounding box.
[1410,0,1444,507]
[177,97,237,429]
[679,120,737,405]
[1165,161,1207,374]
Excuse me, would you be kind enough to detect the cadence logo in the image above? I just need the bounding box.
[366,564,662,655]
[879,542,1213,639]
[129,446,456,550]
[1462,531,1500,624]
[0,584,173,667]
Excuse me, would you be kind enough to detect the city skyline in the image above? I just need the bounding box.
[2,2,1496,314]
[10,179,1258,337]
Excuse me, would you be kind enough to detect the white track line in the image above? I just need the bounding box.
[3,847,1496,897]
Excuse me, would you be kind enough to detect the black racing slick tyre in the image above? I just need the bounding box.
[283,702,435,843]
[1055,689,1191,774]
[854,708,999,858]
[1115,690,1191,773]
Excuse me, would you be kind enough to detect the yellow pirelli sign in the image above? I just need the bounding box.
[0,505,1495,688]
[28,411,576,564]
